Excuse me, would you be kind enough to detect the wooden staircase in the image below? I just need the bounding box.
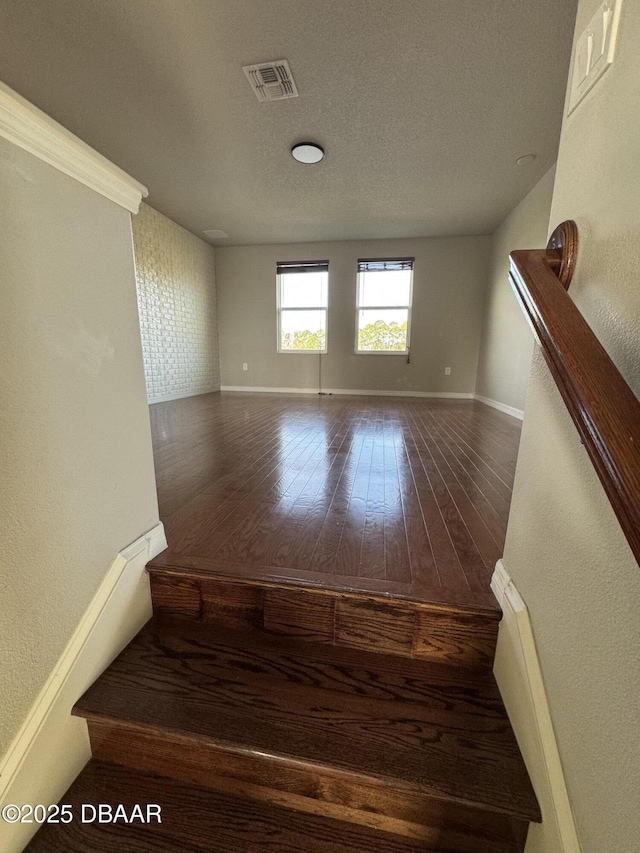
[27,569,540,852]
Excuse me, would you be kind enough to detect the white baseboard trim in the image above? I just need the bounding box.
[474,394,524,420]
[491,561,581,853]
[0,522,166,853]
[220,385,474,399]
[148,387,220,404]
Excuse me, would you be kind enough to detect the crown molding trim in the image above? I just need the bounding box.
[0,82,148,213]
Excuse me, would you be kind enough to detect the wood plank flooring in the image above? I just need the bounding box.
[149,571,501,666]
[73,616,537,821]
[26,760,496,853]
[28,395,536,853]
[149,393,522,610]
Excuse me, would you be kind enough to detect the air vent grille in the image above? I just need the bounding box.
[243,60,299,101]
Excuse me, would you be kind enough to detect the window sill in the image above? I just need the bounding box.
[354,350,409,356]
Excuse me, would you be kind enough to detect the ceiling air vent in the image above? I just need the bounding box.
[242,60,299,102]
[203,229,229,239]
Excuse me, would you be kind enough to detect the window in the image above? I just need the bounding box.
[277,260,329,352]
[355,258,413,353]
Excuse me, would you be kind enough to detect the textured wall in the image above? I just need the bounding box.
[0,138,159,756]
[216,236,490,394]
[504,1,640,850]
[132,204,219,402]
[475,167,555,411]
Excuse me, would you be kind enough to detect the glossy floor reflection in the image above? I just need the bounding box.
[149,392,522,610]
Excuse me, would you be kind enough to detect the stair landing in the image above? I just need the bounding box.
[149,393,521,613]
[25,395,536,852]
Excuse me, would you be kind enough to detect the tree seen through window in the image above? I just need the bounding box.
[356,259,414,353]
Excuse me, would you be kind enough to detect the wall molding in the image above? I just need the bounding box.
[0,523,166,853]
[0,81,148,213]
[491,561,581,853]
[221,385,474,399]
[148,386,221,404]
[474,394,524,420]
[159,388,525,416]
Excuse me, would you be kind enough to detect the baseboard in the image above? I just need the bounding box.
[491,561,581,853]
[220,385,474,399]
[148,387,220,404]
[0,522,167,853]
[151,387,522,413]
[474,394,524,420]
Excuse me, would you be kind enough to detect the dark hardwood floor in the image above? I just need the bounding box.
[25,760,521,853]
[29,605,539,853]
[149,392,521,610]
[28,396,538,852]
[73,616,538,825]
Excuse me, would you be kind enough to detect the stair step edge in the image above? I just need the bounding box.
[147,564,503,618]
[146,562,502,621]
[149,570,500,667]
[26,760,523,853]
[74,710,541,824]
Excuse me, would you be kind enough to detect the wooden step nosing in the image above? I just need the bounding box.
[146,564,502,620]
[78,711,540,823]
[28,759,530,853]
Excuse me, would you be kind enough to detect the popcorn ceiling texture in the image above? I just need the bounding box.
[132,204,219,402]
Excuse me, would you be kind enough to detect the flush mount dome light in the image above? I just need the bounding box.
[291,142,325,164]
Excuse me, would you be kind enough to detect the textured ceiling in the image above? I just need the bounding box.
[0,0,577,245]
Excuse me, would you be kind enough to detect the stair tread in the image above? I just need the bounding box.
[74,615,539,822]
[26,759,444,852]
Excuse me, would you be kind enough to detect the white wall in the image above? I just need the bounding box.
[476,168,556,412]
[0,136,159,756]
[504,1,640,850]
[133,203,220,402]
[216,237,490,394]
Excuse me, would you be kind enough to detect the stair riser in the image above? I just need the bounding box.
[150,572,499,667]
[87,719,528,853]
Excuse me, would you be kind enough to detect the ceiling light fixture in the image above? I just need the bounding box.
[516,154,536,166]
[291,143,325,164]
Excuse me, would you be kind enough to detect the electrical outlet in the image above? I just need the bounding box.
[242,363,248,371]
[445,367,451,375]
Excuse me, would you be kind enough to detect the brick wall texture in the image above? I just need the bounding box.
[132,203,220,402]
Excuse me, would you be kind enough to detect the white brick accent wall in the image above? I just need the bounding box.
[132,203,220,402]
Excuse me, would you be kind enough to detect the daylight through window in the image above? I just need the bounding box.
[356,258,413,353]
[277,261,329,352]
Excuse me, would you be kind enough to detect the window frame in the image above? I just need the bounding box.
[354,258,414,355]
[276,260,329,354]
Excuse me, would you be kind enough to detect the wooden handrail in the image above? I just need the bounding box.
[509,221,640,565]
